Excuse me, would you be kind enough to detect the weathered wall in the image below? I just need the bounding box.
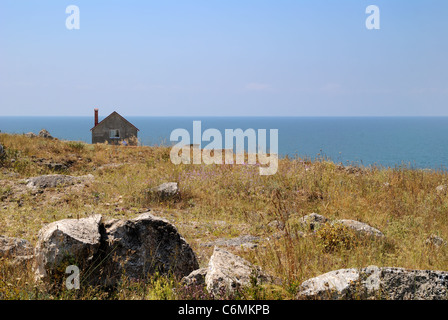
[91,113,138,145]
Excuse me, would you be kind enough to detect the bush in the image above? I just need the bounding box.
[316,222,359,252]
[66,141,85,152]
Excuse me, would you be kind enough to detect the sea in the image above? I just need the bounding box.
[1,116,448,170]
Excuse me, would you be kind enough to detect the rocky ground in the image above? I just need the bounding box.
[0,132,448,300]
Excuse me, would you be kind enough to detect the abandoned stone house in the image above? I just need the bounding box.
[90,109,139,145]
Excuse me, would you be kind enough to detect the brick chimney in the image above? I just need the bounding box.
[94,108,99,127]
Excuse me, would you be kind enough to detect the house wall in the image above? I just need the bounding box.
[91,113,138,145]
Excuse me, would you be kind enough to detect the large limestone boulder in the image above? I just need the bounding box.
[34,215,103,283]
[205,247,272,296]
[377,267,448,300]
[99,212,199,285]
[297,266,448,300]
[34,212,198,287]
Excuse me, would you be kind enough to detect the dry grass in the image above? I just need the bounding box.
[0,132,447,299]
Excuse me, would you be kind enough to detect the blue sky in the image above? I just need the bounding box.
[0,0,447,116]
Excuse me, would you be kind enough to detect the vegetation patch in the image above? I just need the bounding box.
[0,133,447,300]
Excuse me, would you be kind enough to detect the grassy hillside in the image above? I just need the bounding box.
[0,133,447,299]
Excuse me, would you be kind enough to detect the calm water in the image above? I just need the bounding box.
[1,116,448,170]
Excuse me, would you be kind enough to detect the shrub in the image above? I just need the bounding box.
[66,141,85,152]
[316,222,359,253]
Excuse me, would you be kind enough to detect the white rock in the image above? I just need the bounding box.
[297,266,448,300]
[335,219,384,237]
[34,215,103,282]
[205,247,272,296]
[298,268,360,299]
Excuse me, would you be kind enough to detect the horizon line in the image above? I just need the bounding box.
[3,115,448,118]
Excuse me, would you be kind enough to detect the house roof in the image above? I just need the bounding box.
[90,111,140,131]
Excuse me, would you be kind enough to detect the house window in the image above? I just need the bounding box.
[110,129,120,139]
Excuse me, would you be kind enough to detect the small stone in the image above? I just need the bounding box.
[181,268,208,287]
[26,174,93,189]
[38,129,53,139]
[335,219,384,238]
[268,220,285,230]
[436,185,447,194]
[0,236,34,262]
[150,182,179,200]
[425,234,447,247]
[47,163,68,172]
[24,132,37,138]
[200,235,261,248]
[300,213,328,231]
